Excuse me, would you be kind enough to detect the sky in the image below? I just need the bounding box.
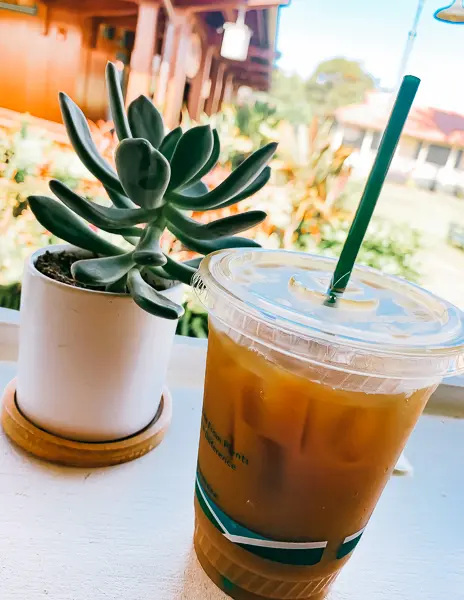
[276,0,463,113]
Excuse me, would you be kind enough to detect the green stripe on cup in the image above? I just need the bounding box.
[195,472,327,566]
[236,542,325,566]
[196,479,224,534]
[336,530,365,560]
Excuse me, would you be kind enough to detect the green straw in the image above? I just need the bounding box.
[327,75,420,299]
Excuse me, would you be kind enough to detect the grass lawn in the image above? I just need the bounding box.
[348,182,464,309]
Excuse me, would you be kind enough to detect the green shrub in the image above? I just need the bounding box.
[300,217,422,283]
[176,291,208,338]
[0,283,21,310]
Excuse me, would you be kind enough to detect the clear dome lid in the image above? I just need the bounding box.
[194,249,464,380]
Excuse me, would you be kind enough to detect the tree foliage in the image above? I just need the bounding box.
[306,58,376,114]
[268,70,314,124]
[269,58,376,123]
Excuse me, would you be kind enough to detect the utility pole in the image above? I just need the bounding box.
[395,0,427,90]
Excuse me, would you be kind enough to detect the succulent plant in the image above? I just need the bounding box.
[28,62,276,320]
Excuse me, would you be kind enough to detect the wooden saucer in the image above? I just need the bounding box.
[1,378,172,468]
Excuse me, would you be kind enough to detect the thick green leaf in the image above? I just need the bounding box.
[163,255,196,285]
[123,235,141,246]
[165,207,207,239]
[72,252,135,286]
[146,266,178,281]
[28,195,122,256]
[103,187,143,242]
[104,185,136,209]
[59,92,125,195]
[169,125,214,191]
[128,95,164,148]
[212,166,271,211]
[169,142,277,210]
[115,138,170,208]
[100,225,143,237]
[182,180,209,198]
[205,211,266,237]
[184,257,203,268]
[50,180,159,228]
[106,62,132,141]
[165,206,266,240]
[168,222,261,255]
[106,275,128,293]
[133,223,167,267]
[159,127,182,161]
[127,268,184,320]
[181,129,220,189]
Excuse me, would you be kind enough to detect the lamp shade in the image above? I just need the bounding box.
[220,20,252,61]
[434,1,464,23]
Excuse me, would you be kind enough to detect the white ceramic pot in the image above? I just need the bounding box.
[16,245,184,442]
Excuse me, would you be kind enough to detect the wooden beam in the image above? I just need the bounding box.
[266,5,279,54]
[227,61,270,74]
[248,0,289,6]
[153,20,176,108]
[42,1,51,36]
[234,69,270,82]
[222,9,236,21]
[236,70,270,79]
[235,76,270,87]
[205,26,222,48]
[125,2,160,105]
[44,0,139,17]
[89,17,102,49]
[205,58,226,116]
[99,15,138,29]
[128,0,254,22]
[255,7,266,46]
[117,0,178,20]
[248,44,277,60]
[173,0,242,10]
[188,44,215,121]
[219,71,234,108]
[80,8,138,17]
[163,16,192,128]
[179,2,244,12]
[161,0,177,22]
[172,0,288,10]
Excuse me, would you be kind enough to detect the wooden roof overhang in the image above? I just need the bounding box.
[40,0,288,91]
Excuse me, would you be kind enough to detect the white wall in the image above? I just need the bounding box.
[334,124,464,193]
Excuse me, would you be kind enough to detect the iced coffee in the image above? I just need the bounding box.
[193,249,464,599]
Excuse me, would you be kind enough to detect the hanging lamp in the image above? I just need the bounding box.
[220,7,253,61]
[434,1,464,23]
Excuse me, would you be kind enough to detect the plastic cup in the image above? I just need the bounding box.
[192,249,464,600]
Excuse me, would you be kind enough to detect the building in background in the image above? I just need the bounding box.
[333,91,464,195]
[0,0,288,128]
